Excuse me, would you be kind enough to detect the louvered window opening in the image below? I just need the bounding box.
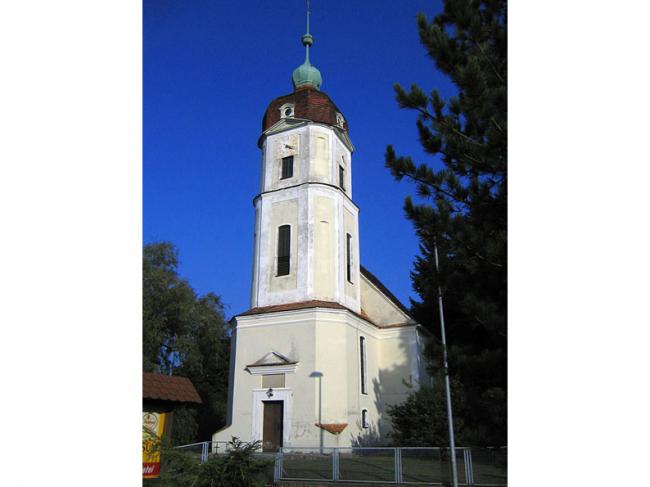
[277,225,291,276]
[339,165,345,190]
[281,156,294,179]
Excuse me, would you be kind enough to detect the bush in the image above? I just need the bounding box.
[156,437,270,487]
[387,377,467,446]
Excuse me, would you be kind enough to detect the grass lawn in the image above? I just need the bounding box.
[280,450,506,485]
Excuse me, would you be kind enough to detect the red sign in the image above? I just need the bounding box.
[143,462,161,478]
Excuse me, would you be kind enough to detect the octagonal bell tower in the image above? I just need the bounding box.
[250,12,360,314]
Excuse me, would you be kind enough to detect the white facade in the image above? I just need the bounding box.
[215,304,427,448]
[213,98,428,449]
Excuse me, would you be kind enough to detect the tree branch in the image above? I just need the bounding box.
[442,233,504,269]
[471,39,505,84]
[396,170,470,209]
[490,117,504,134]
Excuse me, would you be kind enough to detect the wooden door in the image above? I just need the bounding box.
[262,401,283,452]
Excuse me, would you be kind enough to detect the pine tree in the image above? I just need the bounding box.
[386,0,506,445]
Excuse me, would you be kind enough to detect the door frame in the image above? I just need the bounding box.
[251,388,293,448]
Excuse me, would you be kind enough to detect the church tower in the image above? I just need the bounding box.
[251,10,360,313]
[214,4,427,452]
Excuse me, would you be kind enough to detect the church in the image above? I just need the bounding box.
[213,11,428,452]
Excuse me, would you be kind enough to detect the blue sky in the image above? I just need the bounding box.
[144,0,455,318]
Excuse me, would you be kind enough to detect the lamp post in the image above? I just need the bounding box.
[433,235,459,487]
[310,371,324,453]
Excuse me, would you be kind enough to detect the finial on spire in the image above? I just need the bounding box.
[301,0,314,59]
[292,0,322,90]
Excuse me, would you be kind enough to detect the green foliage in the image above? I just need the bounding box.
[157,437,270,487]
[388,376,467,447]
[143,242,230,443]
[385,0,506,445]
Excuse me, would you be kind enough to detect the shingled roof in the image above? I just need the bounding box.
[143,373,202,404]
[262,87,348,132]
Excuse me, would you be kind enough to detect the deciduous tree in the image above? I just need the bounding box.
[143,242,230,443]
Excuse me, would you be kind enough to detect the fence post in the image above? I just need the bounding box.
[332,448,340,481]
[461,448,465,484]
[274,448,282,482]
[467,448,474,485]
[395,448,402,483]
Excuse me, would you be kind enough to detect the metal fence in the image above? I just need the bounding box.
[274,446,506,486]
[173,440,232,462]
[173,442,506,486]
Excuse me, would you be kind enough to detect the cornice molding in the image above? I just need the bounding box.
[246,363,298,375]
[236,306,419,340]
[258,119,355,152]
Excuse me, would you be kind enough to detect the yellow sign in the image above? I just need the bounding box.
[143,412,166,479]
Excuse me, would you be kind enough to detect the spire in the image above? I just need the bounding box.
[292,0,322,91]
[303,0,312,62]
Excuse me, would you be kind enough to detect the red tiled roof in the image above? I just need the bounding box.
[315,423,348,435]
[239,300,347,316]
[143,373,202,404]
[238,300,416,329]
[262,87,348,132]
[238,300,381,326]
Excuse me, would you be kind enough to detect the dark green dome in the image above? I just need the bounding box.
[292,60,322,90]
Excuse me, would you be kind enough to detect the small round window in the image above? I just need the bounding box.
[284,108,293,117]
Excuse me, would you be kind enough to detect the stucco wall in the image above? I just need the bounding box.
[213,311,318,447]
[359,273,414,327]
[310,130,330,182]
[214,308,422,448]
[313,195,336,300]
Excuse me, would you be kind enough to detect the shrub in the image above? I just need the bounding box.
[156,437,270,487]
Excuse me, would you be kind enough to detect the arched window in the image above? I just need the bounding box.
[361,409,369,429]
[277,225,290,276]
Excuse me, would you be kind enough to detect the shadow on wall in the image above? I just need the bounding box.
[351,420,383,447]
[351,329,434,446]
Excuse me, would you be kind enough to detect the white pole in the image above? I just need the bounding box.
[433,235,459,487]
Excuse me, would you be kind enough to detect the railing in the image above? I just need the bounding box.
[173,441,232,462]
[172,442,507,485]
[274,446,507,486]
